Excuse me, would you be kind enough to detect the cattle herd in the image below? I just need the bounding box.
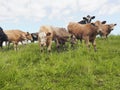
[0,15,117,52]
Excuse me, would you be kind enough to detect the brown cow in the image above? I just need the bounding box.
[38,26,76,52]
[99,23,117,38]
[4,30,33,51]
[67,21,106,51]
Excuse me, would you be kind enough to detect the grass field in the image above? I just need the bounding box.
[0,35,120,90]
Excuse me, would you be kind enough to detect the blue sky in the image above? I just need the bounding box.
[0,0,120,35]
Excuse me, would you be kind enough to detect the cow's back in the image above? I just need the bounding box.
[4,30,22,41]
[40,26,52,33]
[68,22,89,36]
[12,30,27,39]
[52,27,70,38]
[4,30,28,42]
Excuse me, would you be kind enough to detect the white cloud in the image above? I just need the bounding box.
[78,0,108,12]
[0,0,120,23]
[98,3,120,15]
[0,0,48,22]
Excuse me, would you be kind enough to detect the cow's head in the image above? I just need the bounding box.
[31,33,38,42]
[25,32,33,41]
[31,33,38,39]
[108,24,117,31]
[83,15,95,23]
[39,32,51,47]
[94,20,107,33]
[101,23,117,38]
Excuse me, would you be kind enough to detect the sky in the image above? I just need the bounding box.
[0,0,120,35]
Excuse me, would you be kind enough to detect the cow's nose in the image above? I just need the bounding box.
[41,44,44,47]
[98,29,102,33]
[41,43,46,47]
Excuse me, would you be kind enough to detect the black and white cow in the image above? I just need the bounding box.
[31,32,38,42]
[78,15,95,24]
[0,27,8,48]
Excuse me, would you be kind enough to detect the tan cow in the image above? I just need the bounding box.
[99,23,117,38]
[38,26,76,52]
[4,30,33,51]
[67,21,106,51]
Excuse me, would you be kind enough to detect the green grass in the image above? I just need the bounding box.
[0,35,120,90]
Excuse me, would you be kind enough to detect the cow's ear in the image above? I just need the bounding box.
[91,23,96,26]
[114,24,117,26]
[27,32,30,35]
[102,21,106,24]
[91,16,95,19]
[46,32,51,36]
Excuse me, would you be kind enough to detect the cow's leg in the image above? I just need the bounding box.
[13,42,18,51]
[14,43,17,51]
[91,39,97,52]
[62,43,66,50]
[5,41,7,47]
[7,41,10,49]
[47,39,52,52]
[106,35,108,40]
[83,36,90,50]
[1,41,4,49]
[0,41,3,48]
[56,39,60,49]
[38,38,43,52]
[60,41,66,51]
[55,38,60,52]
[80,39,82,43]
[21,41,24,45]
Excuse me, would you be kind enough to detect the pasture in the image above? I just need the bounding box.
[0,35,120,90]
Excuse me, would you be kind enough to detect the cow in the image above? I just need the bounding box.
[0,27,8,48]
[52,27,76,51]
[99,23,117,38]
[38,26,76,52]
[78,15,95,24]
[67,21,106,51]
[4,30,33,51]
[31,32,38,42]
